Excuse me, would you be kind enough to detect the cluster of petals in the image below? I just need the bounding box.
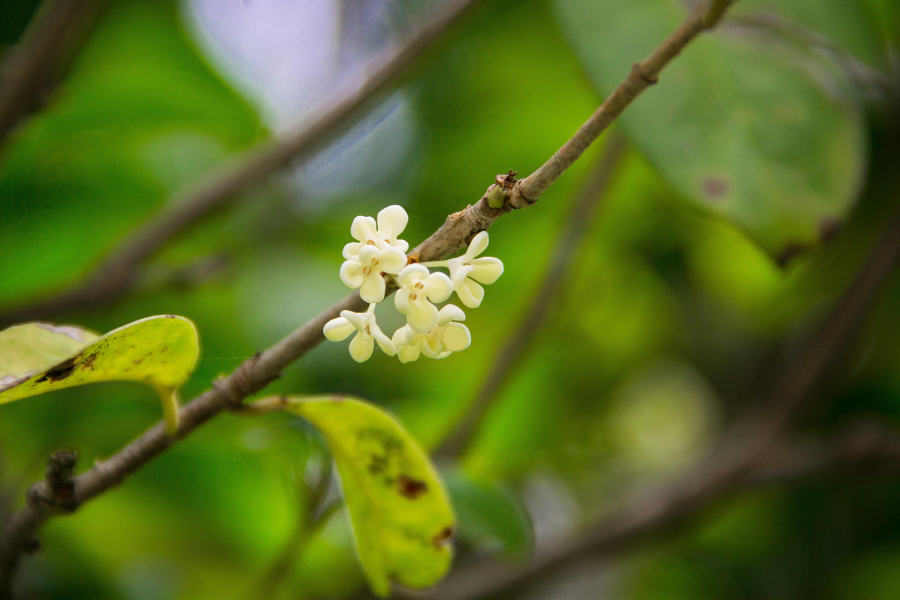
[340,205,410,303]
[392,305,470,363]
[325,204,504,363]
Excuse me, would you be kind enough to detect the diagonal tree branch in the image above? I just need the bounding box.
[0,0,737,591]
[0,0,487,329]
[0,0,110,150]
[436,134,627,457]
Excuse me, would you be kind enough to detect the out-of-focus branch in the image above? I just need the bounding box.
[436,135,626,457]
[416,202,900,600]
[0,0,739,591]
[0,0,487,328]
[0,0,109,149]
[418,421,900,600]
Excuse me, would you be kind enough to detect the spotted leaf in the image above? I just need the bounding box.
[280,396,455,597]
[0,316,199,434]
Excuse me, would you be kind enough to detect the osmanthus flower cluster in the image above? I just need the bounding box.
[324,205,503,363]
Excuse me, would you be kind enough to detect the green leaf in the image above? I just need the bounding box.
[554,0,867,260]
[444,471,532,558]
[0,316,199,434]
[280,396,455,597]
[733,0,891,73]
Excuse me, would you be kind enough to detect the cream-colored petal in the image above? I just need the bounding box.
[391,326,409,348]
[420,332,444,358]
[434,351,452,359]
[454,279,477,308]
[339,310,368,330]
[394,288,412,314]
[425,272,453,303]
[397,344,420,363]
[378,245,407,274]
[466,231,489,259]
[342,242,363,260]
[376,205,408,240]
[393,239,410,253]
[437,304,466,326]
[339,261,364,289]
[407,300,439,334]
[348,332,374,363]
[350,216,377,242]
[398,263,429,286]
[358,244,380,266]
[359,273,386,304]
[461,278,484,307]
[470,257,504,284]
[323,317,355,341]
[373,328,397,356]
[450,263,474,290]
[442,323,471,352]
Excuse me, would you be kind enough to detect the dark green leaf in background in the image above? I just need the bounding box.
[554,0,868,261]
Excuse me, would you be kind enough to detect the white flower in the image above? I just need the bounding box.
[391,305,471,363]
[342,204,410,259]
[339,244,407,303]
[394,264,453,333]
[446,231,503,308]
[323,304,397,363]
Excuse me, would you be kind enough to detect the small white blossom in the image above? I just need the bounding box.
[392,305,471,363]
[323,304,396,363]
[340,243,406,303]
[394,264,453,333]
[446,232,503,308]
[342,204,410,259]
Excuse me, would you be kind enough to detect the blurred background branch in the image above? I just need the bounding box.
[0,0,487,329]
[0,0,110,151]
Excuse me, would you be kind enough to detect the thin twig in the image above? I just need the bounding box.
[0,0,109,149]
[0,0,738,590]
[415,202,900,600]
[0,0,487,328]
[436,135,626,457]
[508,1,733,206]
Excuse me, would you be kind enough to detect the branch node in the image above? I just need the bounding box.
[631,62,658,85]
[217,352,281,409]
[26,451,79,513]
[510,180,537,208]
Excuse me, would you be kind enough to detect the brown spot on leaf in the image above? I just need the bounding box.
[36,357,78,383]
[820,217,842,244]
[81,354,97,370]
[432,527,454,547]
[133,358,144,366]
[703,177,728,200]
[397,475,427,499]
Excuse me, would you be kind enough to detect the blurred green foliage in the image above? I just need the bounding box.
[0,0,898,598]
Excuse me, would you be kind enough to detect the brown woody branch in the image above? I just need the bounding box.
[0,0,736,591]
[0,0,487,328]
[0,0,109,150]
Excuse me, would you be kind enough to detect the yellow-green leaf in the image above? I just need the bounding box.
[0,316,199,434]
[281,396,455,597]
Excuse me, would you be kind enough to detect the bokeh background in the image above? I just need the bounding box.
[1,0,899,598]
